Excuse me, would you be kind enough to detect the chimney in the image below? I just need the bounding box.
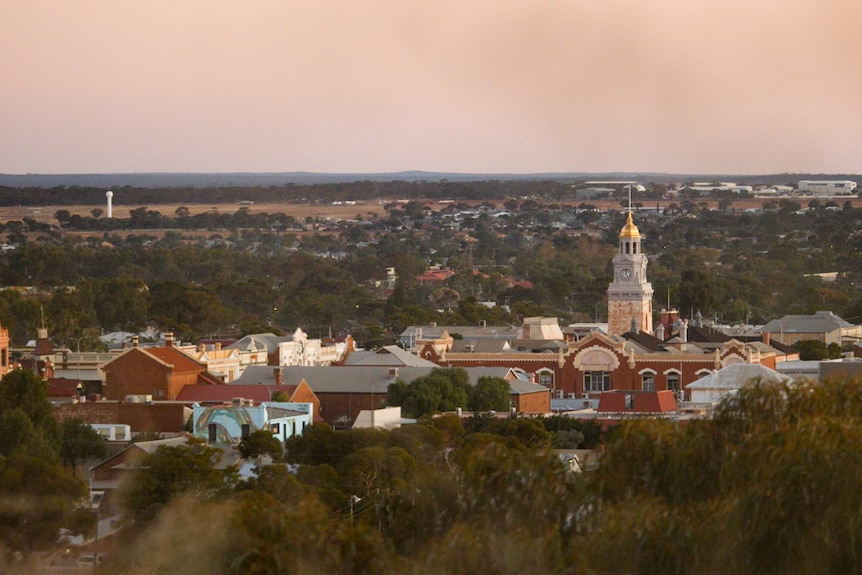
[659,309,670,329]
[215,342,221,351]
[679,319,688,343]
[273,367,283,386]
[132,335,139,347]
[164,332,174,347]
[762,331,771,346]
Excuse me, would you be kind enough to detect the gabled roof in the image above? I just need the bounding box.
[761,311,854,334]
[687,325,732,343]
[623,331,664,352]
[146,346,208,372]
[343,345,438,367]
[104,346,205,373]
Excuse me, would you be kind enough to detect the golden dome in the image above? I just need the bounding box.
[619,211,641,239]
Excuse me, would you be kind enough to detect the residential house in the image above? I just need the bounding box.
[89,435,234,517]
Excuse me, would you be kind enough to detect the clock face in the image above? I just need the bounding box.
[620,268,632,279]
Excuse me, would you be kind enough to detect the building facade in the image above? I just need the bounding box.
[607,212,654,337]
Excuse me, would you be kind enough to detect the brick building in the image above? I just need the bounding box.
[101,334,221,401]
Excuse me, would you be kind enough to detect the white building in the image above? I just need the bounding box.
[797,180,857,195]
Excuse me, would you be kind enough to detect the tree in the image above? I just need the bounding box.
[238,429,284,461]
[467,377,511,413]
[0,369,52,427]
[0,370,60,461]
[793,339,829,360]
[120,438,238,525]
[54,209,72,226]
[60,418,107,471]
[389,368,472,418]
[0,453,89,552]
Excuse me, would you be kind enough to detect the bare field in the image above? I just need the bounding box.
[0,201,388,224]
[2,196,859,227]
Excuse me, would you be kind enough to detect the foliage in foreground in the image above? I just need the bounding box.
[11,376,862,574]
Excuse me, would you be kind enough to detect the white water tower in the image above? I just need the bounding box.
[106,190,113,218]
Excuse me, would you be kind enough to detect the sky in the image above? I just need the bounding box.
[2,1,861,175]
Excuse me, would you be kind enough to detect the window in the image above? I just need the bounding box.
[208,423,217,443]
[538,372,553,387]
[271,423,280,434]
[153,388,165,398]
[241,424,250,440]
[584,371,610,392]
[641,372,655,391]
[625,394,634,409]
[667,373,680,393]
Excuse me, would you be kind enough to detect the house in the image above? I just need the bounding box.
[191,401,314,445]
[101,334,221,401]
[760,311,861,347]
[89,435,233,517]
[177,375,322,423]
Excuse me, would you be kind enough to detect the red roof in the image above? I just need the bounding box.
[176,384,298,404]
[47,377,82,398]
[416,269,455,283]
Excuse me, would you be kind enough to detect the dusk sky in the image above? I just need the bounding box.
[2,1,860,175]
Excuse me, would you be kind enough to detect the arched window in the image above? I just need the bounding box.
[639,369,656,391]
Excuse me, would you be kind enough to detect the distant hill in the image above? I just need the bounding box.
[1,171,857,189]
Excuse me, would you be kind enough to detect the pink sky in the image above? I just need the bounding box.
[2,1,860,175]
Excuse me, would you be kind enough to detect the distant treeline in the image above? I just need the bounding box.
[0,180,584,206]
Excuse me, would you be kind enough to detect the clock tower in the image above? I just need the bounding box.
[607,211,653,336]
